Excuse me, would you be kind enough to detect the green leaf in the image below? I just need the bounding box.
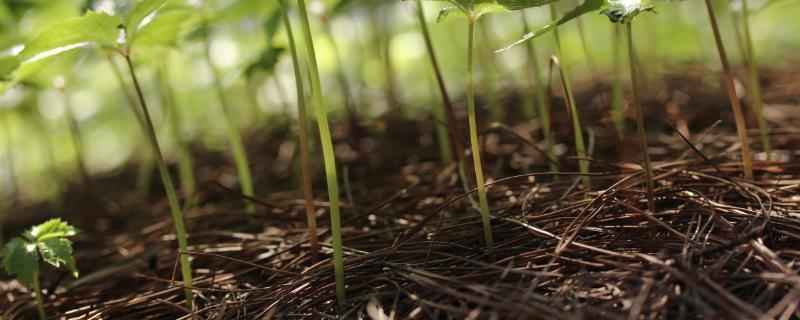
[18,10,121,61]
[1,238,39,289]
[497,0,606,53]
[0,55,18,78]
[431,0,561,21]
[37,238,78,278]
[124,0,169,47]
[600,0,653,23]
[26,218,78,242]
[135,8,199,48]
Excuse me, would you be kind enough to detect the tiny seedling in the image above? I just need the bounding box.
[739,0,770,159]
[200,0,256,213]
[2,218,79,319]
[277,0,320,263]
[16,0,196,307]
[703,0,753,180]
[432,0,569,256]
[295,0,347,310]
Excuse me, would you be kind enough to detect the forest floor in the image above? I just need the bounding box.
[2,64,800,319]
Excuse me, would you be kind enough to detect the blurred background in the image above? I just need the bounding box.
[0,0,798,206]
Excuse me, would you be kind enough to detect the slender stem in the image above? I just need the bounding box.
[157,58,196,207]
[33,271,45,320]
[550,4,590,189]
[296,0,346,310]
[703,0,753,180]
[123,55,194,308]
[611,24,625,134]
[467,19,495,255]
[741,0,770,159]
[279,0,319,263]
[201,15,255,212]
[415,0,464,165]
[521,12,556,172]
[627,23,655,213]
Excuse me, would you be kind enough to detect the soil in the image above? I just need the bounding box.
[1,64,800,319]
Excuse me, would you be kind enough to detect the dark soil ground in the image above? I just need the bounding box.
[2,64,800,319]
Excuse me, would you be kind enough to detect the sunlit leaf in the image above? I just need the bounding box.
[497,0,606,53]
[429,0,561,21]
[0,55,18,77]
[17,10,120,61]
[600,0,653,23]
[124,0,168,46]
[26,218,78,242]
[135,8,199,48]
[38,238,78,278]
[1,238,39,289]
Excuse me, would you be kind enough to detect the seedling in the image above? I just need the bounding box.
[432,0,571,255]
[703,0,753,180]
[739,0,770,159]
[548,3,590,189]
[277,0,320,263]
[294,0,347,309]
[2,218,79,319]
[15,0,195,306]
[200,0,255,213]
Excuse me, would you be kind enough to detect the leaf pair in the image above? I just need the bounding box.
[2,218,79,290]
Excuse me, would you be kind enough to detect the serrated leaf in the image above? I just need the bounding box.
[497,0,606,53]
[26,218,78,242]
[2,238,39,289]
[124,0,169,47]
[17,10,120,61]
[37,238,78,278]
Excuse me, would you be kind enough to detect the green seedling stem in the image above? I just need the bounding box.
[521,12,556,172]
[626,23,655,213]
[467,18,496,255]
[550,4,590,189]
[157,59,196,207]
[611,24,625,133]
[415,0,464,165]
[201,12,255,213]
[123,55,194,308]
[33,271,45,319]
[741,0,770,159]
[296,0,346,309]
[279,0,319,263]
[703,0,753,180]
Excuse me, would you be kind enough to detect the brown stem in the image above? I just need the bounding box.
[627,23,655,213]
[703,0,753,180]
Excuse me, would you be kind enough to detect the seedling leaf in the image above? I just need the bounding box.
[37,238,78,277]
[0,55,19,78]
[1,238,39,289]
[124,0,169,47]
[430,0,560,21]
[496,0,606,53]
[26,218,78,242]
[135,9,199,48]
[245,46,285,78]
[18,11,120,61]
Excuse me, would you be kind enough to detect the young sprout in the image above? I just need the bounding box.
[549,3,590,189]
[414,0,466,166]
[703,0,753,180]
[295,0,347,309]
[15,1,195,306]
[433,0,567,255]
[201,0,255,212]
[2,218,79,319]
[598,0,658,212]
[277,0,320,263]
[739,0,770,159]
